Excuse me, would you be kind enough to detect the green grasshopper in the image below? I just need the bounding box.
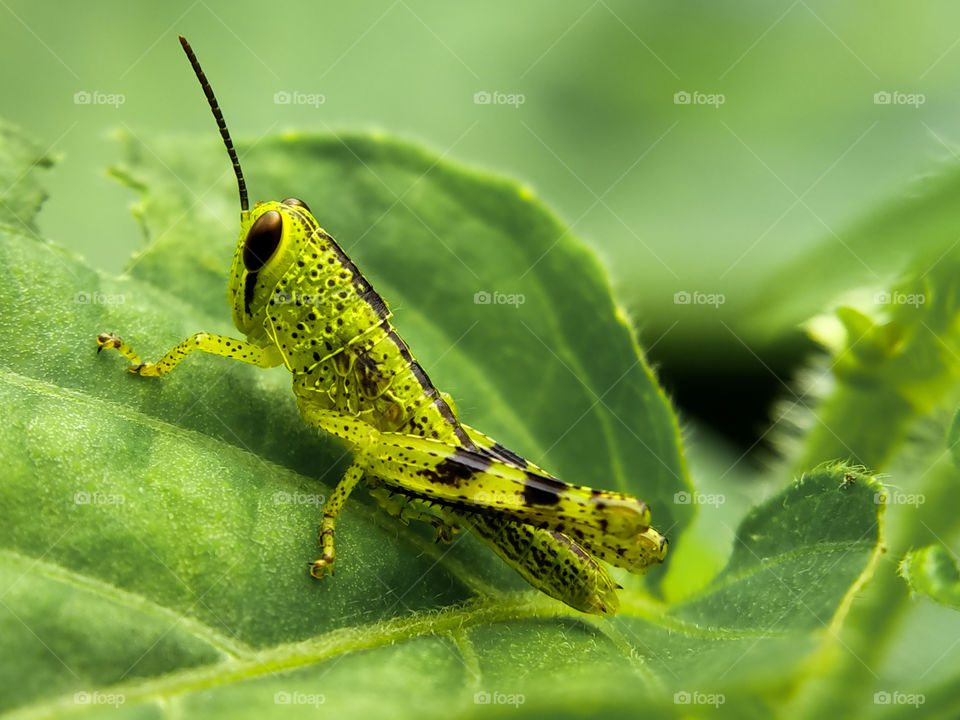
[96,36,667,615]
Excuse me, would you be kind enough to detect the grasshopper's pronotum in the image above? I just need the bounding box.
[96,36,667,615]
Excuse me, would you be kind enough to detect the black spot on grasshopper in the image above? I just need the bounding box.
[243,271,258,315]
[447,447,493,474]
[416,447,492,487]
[433,458,475,485]
[522,470,567,506]
[415,467,449,486]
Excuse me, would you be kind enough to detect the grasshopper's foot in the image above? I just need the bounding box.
[96,333,123,352]
[433,521,459,544]
[96,333,157,374]
[126,363,156,375]
[309,555,334,579]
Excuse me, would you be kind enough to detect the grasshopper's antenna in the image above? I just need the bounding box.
[178,35,249,217]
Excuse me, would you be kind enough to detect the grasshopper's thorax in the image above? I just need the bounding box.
[230,197,393,365]
[226,197,472,447]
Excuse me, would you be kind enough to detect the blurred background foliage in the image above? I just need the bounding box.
[8,1,960,451]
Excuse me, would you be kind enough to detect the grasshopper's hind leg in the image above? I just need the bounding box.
[367,483,460,543]
[467,513,621,615]
[310,462,364,579]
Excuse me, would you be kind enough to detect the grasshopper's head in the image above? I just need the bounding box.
[227,197,318,335]
[178,36,319,338]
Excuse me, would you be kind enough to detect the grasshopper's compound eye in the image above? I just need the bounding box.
[282,197,311,212]
[243,210,282,271]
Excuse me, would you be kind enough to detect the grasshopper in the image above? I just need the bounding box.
[96,37,667,615]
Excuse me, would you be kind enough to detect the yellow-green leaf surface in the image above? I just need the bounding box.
[0,119,884,718]
[900,544,960,610]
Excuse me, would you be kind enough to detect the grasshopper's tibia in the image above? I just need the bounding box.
[368,483,619,613]
[96,332,282,375]
[465,513,620,614]
[367,484,459,543]
[310,461,364,579]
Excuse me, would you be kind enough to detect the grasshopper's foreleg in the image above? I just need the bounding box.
[310,462,364,579]
[96,332,282,375]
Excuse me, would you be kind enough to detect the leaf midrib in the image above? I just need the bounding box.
[7,585,811,720]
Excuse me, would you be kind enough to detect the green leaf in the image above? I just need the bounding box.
[900,544,960,610]
[0,122,884,718]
